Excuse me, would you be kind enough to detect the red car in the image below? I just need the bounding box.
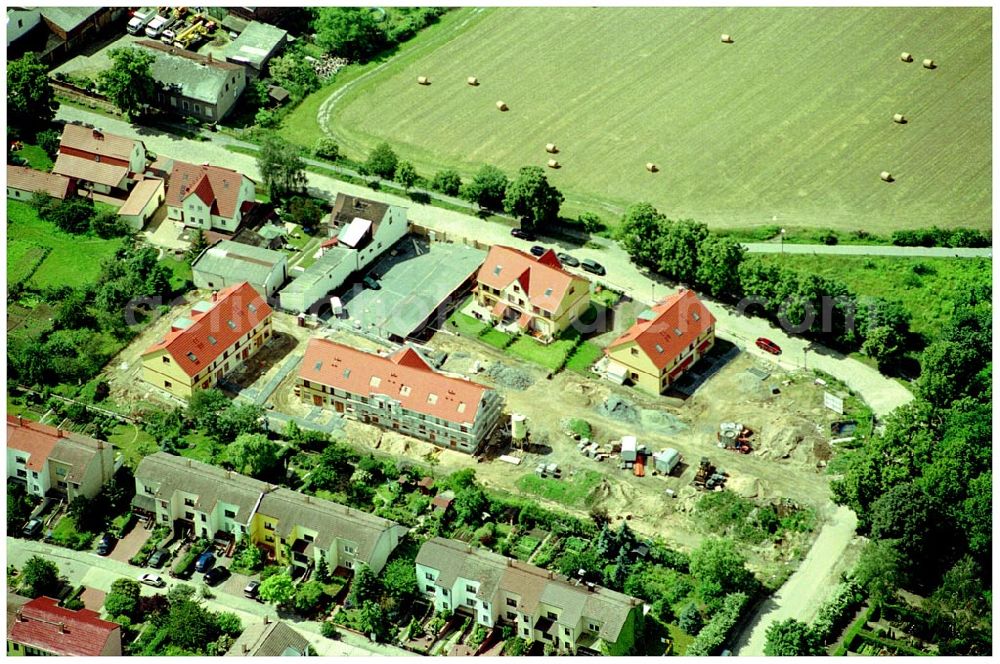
[755,337,782,355]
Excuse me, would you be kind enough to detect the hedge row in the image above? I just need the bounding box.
[685,592,749,655]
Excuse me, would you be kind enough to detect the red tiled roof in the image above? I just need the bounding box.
[6,166,73,199]
[9,596,120,657]
[608,289,716,371]
[6,416,61,471]
[142,282,273,377]
[166,161,251,220]
[477,245,588,314]
[300,339,490,426]
[58,124,137,161]
[52,153,127,187]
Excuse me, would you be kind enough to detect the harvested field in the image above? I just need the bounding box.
[322,7,990,232]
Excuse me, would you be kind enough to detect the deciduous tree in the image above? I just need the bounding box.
[395,161,417,190]
[363,142,398,180]
[460,165,508,211]
[225,433,281,478]
[259,571,295,606]
[313,8,388,61]
[431,169,462,196]
[257,134,307,204]
[7,53,56,131]
[22,556,60,598]
[503,166,564,231]
[98,48,156,120]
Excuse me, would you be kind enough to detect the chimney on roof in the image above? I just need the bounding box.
[17,415,23,426]
[242,644,249,654]
[263,615,270,624]
[57,427,64,438]
[92,129,103,140]
[58,622,66,633]
[212,291,218,302]
[15,608,23,622]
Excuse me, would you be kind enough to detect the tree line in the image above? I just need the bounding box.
[615,202,914,371]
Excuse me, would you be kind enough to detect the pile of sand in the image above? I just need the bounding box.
[755,418,818,460]
[640,409,687,435]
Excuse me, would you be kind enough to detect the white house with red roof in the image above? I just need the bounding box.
[475,245,591,344]
[7,595,122,657]
[140,282,273,399]
[6,415,116,500]
[51,124,146,194]
[164,159,256,232]
[605,289,716,394]
[298,338,504,454]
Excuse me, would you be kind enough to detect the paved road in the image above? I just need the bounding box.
[7,537,411,656]
[733,505,860,655]
[55,105,914,418]
[743,242,992,258]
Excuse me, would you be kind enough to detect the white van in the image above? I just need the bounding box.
[126,7,157,35]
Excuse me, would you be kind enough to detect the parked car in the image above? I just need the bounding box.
[510,227,535,241]
[204,566,230,586]
[96,533,116,556]
[362,274,381,290]
[580,258,606,275]
[21,518,42,538]
[243,580,261,600]
[556,252,580,267]
[195,550,215,573]
[144,14,175,38]
[148,549,170,569]
[138,573,166,588]
[755,337,782,355]
[529,245,546,257]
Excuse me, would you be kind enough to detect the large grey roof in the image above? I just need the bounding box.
[132,40,242,105]
[225,620,309,657]
[280,245,352,297]
[416,537,640,643]
[133,452,268,525]
[257,487,405,565]
[221,20,287,69]
[38,7,99,33]
[192,240,285,285]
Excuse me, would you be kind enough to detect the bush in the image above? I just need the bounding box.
[171,548,199,578]
[578,212,604,234]
[811,581,863,644]
[686,592,749,656]
[314,137,340,161]
[320,621,339,639]
[504,637,527,656]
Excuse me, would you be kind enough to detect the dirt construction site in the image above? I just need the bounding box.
[358,328,861,570]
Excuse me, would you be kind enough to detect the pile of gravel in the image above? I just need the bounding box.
[597,395,640,423]
[485,362,534,390]
[640,409,687,435]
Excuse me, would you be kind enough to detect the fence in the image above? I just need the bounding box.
[49,80,120,115]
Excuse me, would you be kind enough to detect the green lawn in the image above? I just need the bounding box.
[8,239,49,284]
[480,328,515,350]
[178,432,219,464]
[17,144,53,171]
[506,335,576,371]
[515,469,602,508]
[107,424,160,469]
[317,7,989,232]
[755,254,991,343]
[49,515,96,550]
[565,341,604,374]
[159,256,193,295]
[7,201,122,290]
[447,309,490,338]
[668,622,696,655]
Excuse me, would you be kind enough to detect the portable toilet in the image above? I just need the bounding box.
[654,448,681,474]
[621,436,638,462]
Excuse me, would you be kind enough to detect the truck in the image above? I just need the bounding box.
[144,14,176,39]
[126,7,158,35]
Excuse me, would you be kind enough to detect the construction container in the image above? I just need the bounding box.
[621,436,638,462]
[653,448,681,474]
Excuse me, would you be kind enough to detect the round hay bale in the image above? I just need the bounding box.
[646,162,658,173]
[892,113,907,124]
[496,101,508,111]
[467,76,479,86]
[545,143,558,154]
[721,34,733,43]
[547,159,560,169]
[900,52,913,62]
[922,58,936,69]
[417,76,430,85]
[880,171,893,182]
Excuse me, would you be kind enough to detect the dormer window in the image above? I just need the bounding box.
[544,288,553,297]
[692,311,700,321]
[674,328,683,336]
[654,344,664,353]
[370,376,381,389]
[187,352,197,362]
[457,402,466,413]
[400,385,412,397]
[343,368,351,379]
[493,265,502,276]
[248,303,257,313]
[227,320,237,330]
[207,335,217,345]
[427,393,438,405]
